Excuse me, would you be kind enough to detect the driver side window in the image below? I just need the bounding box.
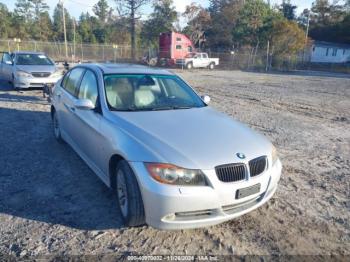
[2,53,12,64]
[78,70,98,105]
[162,78,192,101]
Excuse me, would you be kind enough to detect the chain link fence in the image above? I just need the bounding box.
[0,39,139,63]
[1,39,349,74]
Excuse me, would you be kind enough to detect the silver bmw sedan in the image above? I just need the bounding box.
[50,63,282,230]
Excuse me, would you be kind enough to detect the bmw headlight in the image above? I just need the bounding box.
[145,163,207,186]
[51,70,63,78]
[16,70,32,78]
[271,145,279,166]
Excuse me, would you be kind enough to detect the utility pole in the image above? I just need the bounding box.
[303,9,311,62]
[14,38,21,52]
[73,18,76,63]
[266,40,270,72]
[305,11,310,46]
[60,0,68,60]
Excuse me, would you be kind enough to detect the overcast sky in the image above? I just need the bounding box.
[1,0,315,19]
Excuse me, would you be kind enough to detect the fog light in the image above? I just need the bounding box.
[163,214,176,221]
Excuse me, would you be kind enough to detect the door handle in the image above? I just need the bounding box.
[63,103,75,113]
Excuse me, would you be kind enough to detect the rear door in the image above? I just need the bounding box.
[72,69,105,171]
[58,67,85,145]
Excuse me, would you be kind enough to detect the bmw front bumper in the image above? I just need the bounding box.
[129,159,282,230]
[14,76,61,89]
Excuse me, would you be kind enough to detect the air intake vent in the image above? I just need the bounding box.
[215,163,246,182]
[249,156,267,177]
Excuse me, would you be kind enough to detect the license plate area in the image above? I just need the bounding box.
[236,184,261,199]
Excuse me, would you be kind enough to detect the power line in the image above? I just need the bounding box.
[66,0,95,8]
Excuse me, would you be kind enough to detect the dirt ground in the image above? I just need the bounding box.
[0,70,349,258]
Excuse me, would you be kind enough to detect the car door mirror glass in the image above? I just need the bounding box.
[75,99,95,110]
[201,95,211,104]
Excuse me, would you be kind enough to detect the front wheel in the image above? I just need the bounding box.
[10,74,18,90]
[186,62,193,70]
[115,160,145,227]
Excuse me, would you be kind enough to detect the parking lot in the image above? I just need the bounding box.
[0,70,349,257]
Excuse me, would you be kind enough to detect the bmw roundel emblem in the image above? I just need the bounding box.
[236,153,246,159]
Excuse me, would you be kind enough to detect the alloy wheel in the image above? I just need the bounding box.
[117,170,129,218]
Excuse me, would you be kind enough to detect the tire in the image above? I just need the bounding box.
[115,160,145,227]
[52,111,64,143]
[186,62,193,70]
[160,59,167,67]
[209,63,215,70]
[10,75,18,90]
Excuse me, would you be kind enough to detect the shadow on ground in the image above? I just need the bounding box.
[0,90,124,230]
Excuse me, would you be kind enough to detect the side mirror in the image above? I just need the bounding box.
[74,99,95,110]
[201,95,211,104]
[5,61,13,65]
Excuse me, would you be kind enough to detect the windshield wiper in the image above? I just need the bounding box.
[173,106,193,109]
[152,106,193,111]
[151,106,174,111]
[111,106,194,112]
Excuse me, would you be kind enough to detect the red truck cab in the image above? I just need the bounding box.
[159,32,195,66]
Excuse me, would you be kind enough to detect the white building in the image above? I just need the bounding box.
[310,41,350,63]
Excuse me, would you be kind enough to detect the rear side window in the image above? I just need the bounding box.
[62,71,71,88]
[64,68,85,96]
[78,70,98,105]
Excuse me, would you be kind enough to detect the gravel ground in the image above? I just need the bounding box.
[0,70,349,258]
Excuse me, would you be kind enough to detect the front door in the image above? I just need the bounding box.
[1,53,13,81]
[58,67,85,144]
[72,69,104,172]
[0,52,4,79]
[192,54,201,67]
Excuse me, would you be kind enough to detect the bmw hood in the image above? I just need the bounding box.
[113,107,272,170]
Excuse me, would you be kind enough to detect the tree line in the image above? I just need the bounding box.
[0,0,349,58]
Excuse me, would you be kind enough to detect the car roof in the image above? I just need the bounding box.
[13,51,45,55]
[82,63,175,76]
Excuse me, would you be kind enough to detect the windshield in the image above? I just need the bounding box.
[104,74,206,111]
[16,54,53,66]
[185,53,195,58]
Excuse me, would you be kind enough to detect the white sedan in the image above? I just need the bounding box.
[0,51,62,89]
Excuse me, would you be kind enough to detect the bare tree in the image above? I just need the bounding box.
[183,3,211,49]
[115,0,150,60]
